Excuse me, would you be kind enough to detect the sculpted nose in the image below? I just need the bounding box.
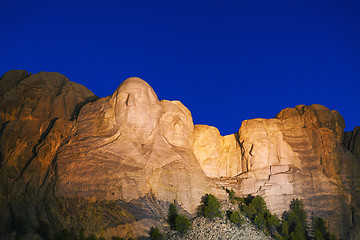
[126,94,135,106]
[174,119,183,129]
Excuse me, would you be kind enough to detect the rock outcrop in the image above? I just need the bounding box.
[0,70,96,237]
[239,105,360,239]
[0,70,359,239]
[193,104,360,239]
[193,125,243,178]
[56,77,210,214]
[344,126,360,159]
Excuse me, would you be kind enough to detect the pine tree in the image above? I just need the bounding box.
[203,194,222,219]
[281,220,290,239]
[254,214,266,230]
[167,203,178,230]
[266,213,280,234]
[149,226,165,240]
[243,204,256,220]
[175,215,191,233]
[230,211,242,225]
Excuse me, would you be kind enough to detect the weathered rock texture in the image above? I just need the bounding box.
[193,125,243,178]
[56,78,209,215]
[0,70,97,238]
[193,104,360,239]
[344,126,360,159]
[240,105,360,239]
[0,70,359,239]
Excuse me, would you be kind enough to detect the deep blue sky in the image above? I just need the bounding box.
[1,1,359,135]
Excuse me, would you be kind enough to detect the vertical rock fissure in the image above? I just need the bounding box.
[38,136,71,194]
[15,117,59,180]
[0,121,10,167]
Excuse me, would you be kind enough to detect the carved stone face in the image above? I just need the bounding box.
[160,100,194,148]
[113,78,161,136]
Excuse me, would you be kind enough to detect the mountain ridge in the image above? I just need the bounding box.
[0,70,359,239]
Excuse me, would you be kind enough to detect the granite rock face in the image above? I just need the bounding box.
[0,70,96,237]
[240,105,360,239]
[0,72,207,239]
[193,125,243,178]
[344,126,360,159]
[1,70,359,239]
[56,78,209,215]
[194,104,360,239]
[193,125,222,177]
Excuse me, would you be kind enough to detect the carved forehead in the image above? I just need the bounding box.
[161,100,192,117]
[113,77,160,103]
[118,78,151,92]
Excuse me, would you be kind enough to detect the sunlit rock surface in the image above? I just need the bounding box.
[0,70,359,239]
[0,70,96,237]
[239,105,360,239]
[193,104,360,239]
[193,125,243,178]
[56,77,209,217]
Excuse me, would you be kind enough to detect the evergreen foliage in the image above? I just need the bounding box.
[267,213,280,234]
[276,198,338,240]
[311,217,337,240]
[234,196,244,203]
[49,195,338,240]
[314,230,326,240]
[229,211,243,225]
[225,188,235,200]
[238,195,281,236]
[198,194,222,219]
[291,223,306,240]
[281,219,290,239]
[281,198,308,239]
[254,213,266,230]
[167,203,178,230]
[175,215,191,233]
[149,226,165,240]
[243,204,256,219]
[244,194,255,205]
[251,196,268,215]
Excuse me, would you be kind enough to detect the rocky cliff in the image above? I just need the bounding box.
[0,70,359,239]
[344,126,360,159]
[55,77,210,213]
[194,105,360,239]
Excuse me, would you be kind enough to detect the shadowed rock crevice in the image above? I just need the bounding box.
[0,121,10,167]
[70,95,99,121]
[16,118,59,180]
[38,135,72,195]
[344,126,360,158]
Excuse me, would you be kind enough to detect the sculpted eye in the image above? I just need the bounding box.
[118,93,128,101]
